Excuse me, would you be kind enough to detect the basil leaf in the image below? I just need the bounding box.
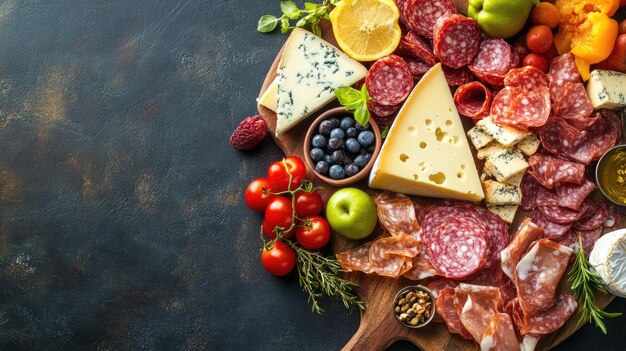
[361,84,371,101]
[354,103,370,126]
[334,86,361,105]
[257,15,279,33]
[304,2,318,11]
[281,1,301,20]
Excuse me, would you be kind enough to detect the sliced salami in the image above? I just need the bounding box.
[539,117,592,163]
[575,227,603,254]
[583,110,622,161]
[428,217,488,279]
[433,14,481,68]
[532,209,572,239]
[499,86,550,129]
[520,173,541,211]
[469,39,513,87]
[403,56,432,76]
[366,55,414,106]
[369,235,421,277]
[368,100,401,118]
[374,192,421,237]
[406,0,456,39]
[537,204,586,224]
[515,293,577,335]
[504,66,549,90]
[336,242,374,273]
[471,205,509,266]
[548,53,581,99]
[528,152,586,189]
[395,31,438,66]
[553,179,596,210]
[395,0,410,26]
[573,197,608,231]
[454,81,493,120]
[554,82,594,130]
[490,86,521,122]
[442,65,474,87]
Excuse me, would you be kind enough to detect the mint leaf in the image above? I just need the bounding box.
[334,86,361,105]
[257,15,279,33]
[354,103,370,126]
[281,1,301,20]
[280,18,291,33]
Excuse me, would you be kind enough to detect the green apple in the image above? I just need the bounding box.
[326,188,377,240]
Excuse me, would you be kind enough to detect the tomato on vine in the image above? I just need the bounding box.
[294,190,324,217]
[296,216,331,250]
[261,240,296,276]
[267,156,307,192]
[245,178,276,212]
[262,196,294,239]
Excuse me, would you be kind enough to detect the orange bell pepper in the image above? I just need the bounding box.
[554,0,619,79]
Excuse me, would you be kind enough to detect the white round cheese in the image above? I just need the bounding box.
[589,229,626,298]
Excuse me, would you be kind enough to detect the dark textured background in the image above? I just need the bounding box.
[0,0,623,350]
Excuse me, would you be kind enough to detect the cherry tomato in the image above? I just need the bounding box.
[267,156,307,192]
[244,178,276,212]
[522,53,549,73]
[619,20,626,36]
[262,196,294,239]
[526,25,554,54]
[294,190,324,217]
[530,2,561,30]
[261,240,296,276]
[296,216,332,250]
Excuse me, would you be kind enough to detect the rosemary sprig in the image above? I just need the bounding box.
[568,235,622,334]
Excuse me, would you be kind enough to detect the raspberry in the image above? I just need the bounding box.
[229,115,267,151]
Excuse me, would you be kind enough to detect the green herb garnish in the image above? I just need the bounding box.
[257,1,341,36]
[568,235,622,334]
[334,85,371,126]
[381,126,389,139]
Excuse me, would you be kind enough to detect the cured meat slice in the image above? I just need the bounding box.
[420,202,475,246]
[539,117,587,159]
[527,152,586,189]
[515,239,573,316]
[374,192,421,237]
[520,171,541,211]
[480,313,521,351]
[437,287,473,340]
[500,218,544,280]
[598,109,623,145]
[454,284,502,343]
[515,293,578,335]
[405,0,456,39]
[583,110,622,160]
[573,197,608,231]
[553,179,596,210]
[368,100,401,118]
[548,53,581,99]
[428,278,458,299]
[442,65,474,87]
[369,235,421,277]
[469,39,513,76]
[371,114,396,128]
[504,66,549,90]
[336,242,374,273]
[396,31,438,66]
[495,86,551,129]
[490,86,520,122]
[531,210,572,239]
[433,14,481,68]
[428,217,488,278]
[471,205,509,266]
[395,0,410,26]
[366,55,414,106]
[403,56,432,77]
[454,81,493,120]
[575,227,603,254]
[537,203,587,224]
[403,253,439,280]
[553,82,594,130]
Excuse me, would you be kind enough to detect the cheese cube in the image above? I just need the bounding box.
[586,69,626,110]
[369,63,485,202]
[477,142,510,160]
[477,117,529,147]
[482,180,521,205]
[257,79,278,112]
[516,134,540,156]
[503,171,525,187]
[484,148,528,183]
[467,126,494,149]
[487,204,519,224]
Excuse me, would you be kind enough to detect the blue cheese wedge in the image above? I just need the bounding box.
[476,117,529,147]
[476,142,510,160]
[275,28,367,136]
[586,69,626,110]
[484,148,528,183]
[516,134,540,156]
[486,204,518,224]
[467,126,494,149]
[482,180,521,205]
[257,79,278,112]
[503,170,524,187]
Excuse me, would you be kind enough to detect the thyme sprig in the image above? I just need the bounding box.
[257,0,341,36]
[568,235,622,334]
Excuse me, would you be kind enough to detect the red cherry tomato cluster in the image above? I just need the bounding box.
[244,156,332,276]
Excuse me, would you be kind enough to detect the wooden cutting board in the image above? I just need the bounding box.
[256,21,617,351]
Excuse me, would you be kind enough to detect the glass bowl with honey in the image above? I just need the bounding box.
[597,145,626,206]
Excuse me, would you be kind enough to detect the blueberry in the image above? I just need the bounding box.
[328,118,341,129]
[327,137,345,151]
[340,116,355,130]
[319,120,333,135]
[315,161,330,175]
[332,150,348,165]
[346,127,358,138]
[324,154,334,165]
[367,145,375,153]
[354,154,370,168]
[310,148,324,162]
[358,130,375,147]
[311,134,327,148]
[355,121,370,130]
[345,138,361,154]
[329,165,345,179]
[344,163,360,177]
[330,128,345,139]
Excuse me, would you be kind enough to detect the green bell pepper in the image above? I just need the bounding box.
[468,0,539,39]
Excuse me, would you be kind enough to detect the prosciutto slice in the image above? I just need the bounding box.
[515,239,573,316]
[454,284,502,343]
[513,293,578,335]
[437,287,473,340]
[500,218,544,280]
[403,253,438,280]
[480,313,521,351]
[374,192,421,238]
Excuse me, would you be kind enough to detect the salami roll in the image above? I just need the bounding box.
[406,0,456,39]
[504,66,549,90]
[433,14,481,68]
[368,100,401,118]
[454,81,493,120]
[395,31,438,66]
[366,55,414,106]
[469,39,513,81]
[442,65,474,87]
[554,82,594,130]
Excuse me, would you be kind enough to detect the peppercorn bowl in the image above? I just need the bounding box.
[303,107,382,186]
[392,285,436,328]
